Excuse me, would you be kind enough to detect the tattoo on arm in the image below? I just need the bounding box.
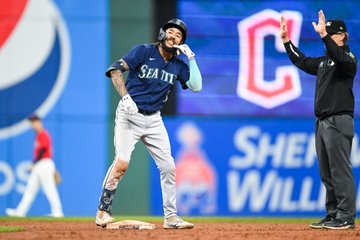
[110,70,128,97]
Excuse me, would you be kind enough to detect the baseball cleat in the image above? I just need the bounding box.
[309,215,334,229]
[323,219,355,230]
[45,213,64,218]
[95,210,115,227]
[163,215,194,229]
[5,208,25,217]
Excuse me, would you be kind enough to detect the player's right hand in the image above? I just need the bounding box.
[173,44,195,60]
[121,94,138,114]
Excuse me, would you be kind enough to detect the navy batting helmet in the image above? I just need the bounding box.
[158,18,188,43]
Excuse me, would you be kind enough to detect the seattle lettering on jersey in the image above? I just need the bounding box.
[138,64,177,85]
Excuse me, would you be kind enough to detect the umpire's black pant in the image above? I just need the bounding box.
[315,114,356,223]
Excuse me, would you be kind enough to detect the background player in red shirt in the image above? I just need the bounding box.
[5,114,64,217]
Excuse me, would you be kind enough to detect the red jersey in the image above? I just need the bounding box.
[34,130,52,161]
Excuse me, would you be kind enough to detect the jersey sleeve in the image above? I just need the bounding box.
[122,44,148,70]
[34,131,51,161]
[322,35,357,76]
[284,41,321,76]
[177,60,190,89]
[38,132,50,149]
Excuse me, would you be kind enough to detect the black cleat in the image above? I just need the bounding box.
[309,215,334,229]
[323,218,355,230]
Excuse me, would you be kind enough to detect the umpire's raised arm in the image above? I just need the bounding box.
[280,15,319,75]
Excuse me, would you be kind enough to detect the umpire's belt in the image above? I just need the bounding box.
[138,109,158,116]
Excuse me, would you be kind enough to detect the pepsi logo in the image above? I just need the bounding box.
[0,0,70,139]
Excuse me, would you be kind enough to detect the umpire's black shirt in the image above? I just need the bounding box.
[284,35,357,118]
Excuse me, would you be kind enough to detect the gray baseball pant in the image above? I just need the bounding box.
[102,104,177,218]
[315,114,356,223]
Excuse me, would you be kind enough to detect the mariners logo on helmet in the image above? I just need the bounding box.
[0,0,71,139]
[158,18,188,43]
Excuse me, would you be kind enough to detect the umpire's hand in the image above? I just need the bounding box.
[312,10,327,38]
[280,16,290,43]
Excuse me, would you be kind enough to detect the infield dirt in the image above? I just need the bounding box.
[1,220,360,240]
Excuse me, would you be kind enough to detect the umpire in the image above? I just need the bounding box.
[280,10,357,229]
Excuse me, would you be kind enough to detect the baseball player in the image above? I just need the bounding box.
[5,114,64,217]
[281,10,357,229]
[95,18,202,229]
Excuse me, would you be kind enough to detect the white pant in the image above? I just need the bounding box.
[15,159,63,217]
[103,104,177,218]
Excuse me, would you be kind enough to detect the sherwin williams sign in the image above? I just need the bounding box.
[150,117,360,216]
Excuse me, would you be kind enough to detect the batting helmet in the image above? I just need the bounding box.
[158,18,188,43]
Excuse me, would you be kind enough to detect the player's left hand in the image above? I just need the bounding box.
[173,44,195,60]
[121,94,138,114]
[54,169,62,185]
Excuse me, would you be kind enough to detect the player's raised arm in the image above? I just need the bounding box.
[174,44,202,92]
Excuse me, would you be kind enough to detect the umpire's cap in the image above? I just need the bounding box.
[159,19,188,43]
[326,19,347,35]
[28,114,41,122]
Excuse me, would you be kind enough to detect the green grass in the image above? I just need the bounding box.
[0,226,25,233]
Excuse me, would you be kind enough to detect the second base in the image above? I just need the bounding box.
[106,220,156,230]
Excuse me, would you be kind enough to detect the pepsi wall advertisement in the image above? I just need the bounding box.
[177,0,360,117]
[0,0,108,215]
[150,117,360,217]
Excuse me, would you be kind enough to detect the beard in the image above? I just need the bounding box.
[160,39,177,54]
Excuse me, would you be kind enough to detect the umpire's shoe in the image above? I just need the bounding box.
[95,210,115,227]
[164,215,194,229]
[309,215,334,229]
[323,218,355,230]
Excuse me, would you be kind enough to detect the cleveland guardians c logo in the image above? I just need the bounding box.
[237,9,302,109]
[0,0,70,139]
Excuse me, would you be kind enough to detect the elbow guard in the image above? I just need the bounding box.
[105,60,126,78]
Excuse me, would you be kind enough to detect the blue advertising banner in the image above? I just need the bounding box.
[150,117,360,217]
[0,0,108,216]
[177,0,360,117]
